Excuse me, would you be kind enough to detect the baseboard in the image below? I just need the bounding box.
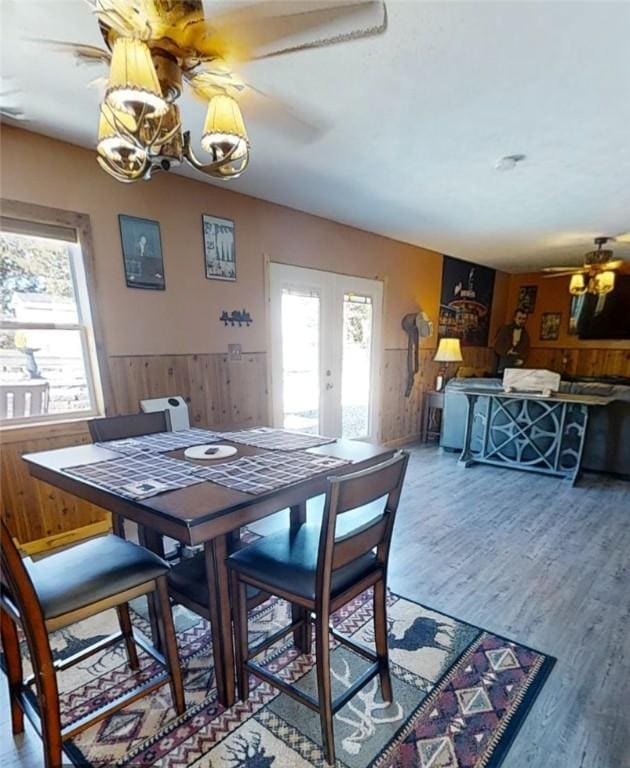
[382,433,423,448]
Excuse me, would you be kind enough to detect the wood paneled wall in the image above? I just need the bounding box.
[381,347,494,444]
[527,347,630,378]
[3,344,628,550]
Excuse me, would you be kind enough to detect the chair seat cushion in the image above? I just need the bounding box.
[227,524,379,602]
[25,534,169,621]
[168,554,261,608]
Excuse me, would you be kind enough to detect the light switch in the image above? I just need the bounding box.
[228,343,242,361]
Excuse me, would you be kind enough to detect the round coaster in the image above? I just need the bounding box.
[184,444,237,460]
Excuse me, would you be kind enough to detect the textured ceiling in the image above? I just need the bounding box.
[2,0,630,272]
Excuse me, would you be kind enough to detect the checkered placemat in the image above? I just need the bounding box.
[63,454,206,499]
[96,428,222,456]
[216,427,336,451]
[195,451,349,495]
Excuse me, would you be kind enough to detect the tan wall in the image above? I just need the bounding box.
[1,126,512,547]
[1,125,509,358]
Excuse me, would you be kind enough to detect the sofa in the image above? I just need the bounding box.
[440,375,630,478]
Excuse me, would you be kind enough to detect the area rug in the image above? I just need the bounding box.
[10,590,554,768]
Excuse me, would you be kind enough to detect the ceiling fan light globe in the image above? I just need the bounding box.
[105,38,168,118]
[569,273,587,296]
[201,94,249,158]
[593,271,616,295]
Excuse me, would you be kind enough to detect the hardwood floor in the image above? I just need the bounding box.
[2,444,629,767]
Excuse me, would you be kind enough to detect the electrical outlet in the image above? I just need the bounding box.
[228,343,242,361]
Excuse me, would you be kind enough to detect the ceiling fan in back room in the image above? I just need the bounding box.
[542,235,630,296]
[32,0,387,183]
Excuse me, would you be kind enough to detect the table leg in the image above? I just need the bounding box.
[204,536,236,708]
[290,502,312,654]
[137,526,165,653]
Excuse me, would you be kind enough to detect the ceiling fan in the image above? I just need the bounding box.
[33,0,388,183]
[542,235,629,296]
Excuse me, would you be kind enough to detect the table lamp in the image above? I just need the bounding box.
[433,337,463,390]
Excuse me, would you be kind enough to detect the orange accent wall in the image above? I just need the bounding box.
[1,126,508,358]
[505,272,630,350]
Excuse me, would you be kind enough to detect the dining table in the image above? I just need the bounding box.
[22,430,394,708]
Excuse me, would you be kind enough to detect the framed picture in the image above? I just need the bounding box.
[518,285,537,313]
[118,215,165,290]
[540,312,561,341]
[438,255,496,346]
[202,214,236,281]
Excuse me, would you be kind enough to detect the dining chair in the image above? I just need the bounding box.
[0,519,186,768]
[88,410,171,443]
[87,410,171,538]
[227,451,409,765]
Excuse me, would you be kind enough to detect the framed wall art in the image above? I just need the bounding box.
[517,284,538,313]
[202,214,236,281]
[438,255,496,346]
[118,214,165,290]
[540,312,561,341]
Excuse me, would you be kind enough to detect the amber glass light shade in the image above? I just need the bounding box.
[592,270,615,295]
[97,103,139,161]
[201,94,249,161]
[106,38,168,118]
[569,273,587,296]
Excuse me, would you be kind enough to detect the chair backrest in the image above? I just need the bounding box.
[0,380,50,420]
[316,451,409,599]
[0,518,49,652]
[88,410,171,442]
[140,396,190,431]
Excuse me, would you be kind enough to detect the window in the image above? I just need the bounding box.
[0,217,103,425]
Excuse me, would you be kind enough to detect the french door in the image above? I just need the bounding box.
[269,263,383,441]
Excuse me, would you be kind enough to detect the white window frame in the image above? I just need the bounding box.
[0,210,105,427]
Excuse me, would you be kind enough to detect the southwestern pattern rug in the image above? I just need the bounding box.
[11,590,554,768]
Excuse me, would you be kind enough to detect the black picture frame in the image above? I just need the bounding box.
[540,312,561,341]
[518,285,538,313]
[118,214,165,290]
[202,214,236,281]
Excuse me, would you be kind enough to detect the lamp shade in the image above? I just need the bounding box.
[106,38,167,118]
[434,337,463,363]
[592,270,615,295]
[201,94,249,161]
[569,273,587,296]
[97,102,139,161]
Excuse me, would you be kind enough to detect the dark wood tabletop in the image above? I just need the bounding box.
[22,438,392,544]
[22,434,394,708]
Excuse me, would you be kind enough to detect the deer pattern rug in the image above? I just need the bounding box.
[18,590,554,768]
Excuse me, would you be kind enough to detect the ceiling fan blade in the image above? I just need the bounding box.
[541,265,582,272]
[241,82,329,143]
[27,38,111,65]
[191,1,386,62]
[615,232,630,244]
[601,260,624,270]
[542,271,582,279]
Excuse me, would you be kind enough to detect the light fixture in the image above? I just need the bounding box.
[592,270,615,295]
[200,95,250,178]
[569,273,587,296]
[96,103,149,182]
[433,337,463,391]
[106,38,168,118]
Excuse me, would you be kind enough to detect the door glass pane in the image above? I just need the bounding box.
[281,288,320,434]
[342,293,373,439]
[0,328,94,421]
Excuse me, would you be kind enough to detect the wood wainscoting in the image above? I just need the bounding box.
[3,344,628,551]
[381,346,494,444]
